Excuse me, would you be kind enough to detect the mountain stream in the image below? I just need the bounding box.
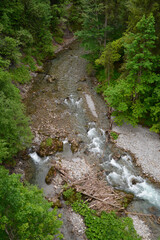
[25,41,160,239]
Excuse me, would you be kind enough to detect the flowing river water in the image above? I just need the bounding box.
[25,41,160,239]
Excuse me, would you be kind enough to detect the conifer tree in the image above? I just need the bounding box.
[104,14,160,131]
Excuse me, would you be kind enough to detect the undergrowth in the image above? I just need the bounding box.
[110,131,119,140]
[63,187,141,240]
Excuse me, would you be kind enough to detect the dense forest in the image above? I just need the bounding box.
[0,0,159,239]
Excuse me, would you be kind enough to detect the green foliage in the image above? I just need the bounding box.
[10,65,31,83]
[110,131,119,140]
[68,3,82,31]
[72,201,141,240]
[0,140,9,164]
[76,0,106,61]
[54,36,64,44]
[16,29,33,47]
[0,167,63,240]
[22,55,37,71]
[0,57,10,69]
[0,36,21,65]
[45,138,53,147]
[103,15,160,132]
[0,69,32,160]
[0,0,66,67]
[96,38,123,84]
[86,63,95,77]
[63,187,82,204]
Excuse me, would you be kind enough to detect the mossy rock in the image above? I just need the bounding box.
[47,196,62,208]
[120,193,134,208]
[69,139,79,153]
[38,138,63,157]
[45,166,57,184]
[51,199,62,208]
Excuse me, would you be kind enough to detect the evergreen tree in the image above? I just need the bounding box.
[104,14,160,131]
[127,0,160,48]
[76,0,106,61]
[0,69,32,162]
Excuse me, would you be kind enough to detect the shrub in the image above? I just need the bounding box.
[72,201,141,240]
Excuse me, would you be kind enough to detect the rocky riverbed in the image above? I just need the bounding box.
[113,123,160,183]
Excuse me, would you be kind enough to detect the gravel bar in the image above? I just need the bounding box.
[113,123,160,182]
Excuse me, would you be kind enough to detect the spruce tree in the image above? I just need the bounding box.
[104,14,160,131]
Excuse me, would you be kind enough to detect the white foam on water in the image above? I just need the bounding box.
[62,139,72,157]
[121,154,132,164]
[87,128,97,139]
[64,95,83,108]
[87,127,103,155]
[110,158,122,169]
[64,98,69,105]
[100,128,106,138]
[75,98,82,107]
[29,152,49,164]
[29,152,41,163]
[63,139,68,144]
[107,160,160,209]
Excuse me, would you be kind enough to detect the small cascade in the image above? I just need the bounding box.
[29,152,49,164]
[62,139,73,158]
[64,95,83,108]
[102,154,160,209]
[87,123,105,155]
[29,152,41,164]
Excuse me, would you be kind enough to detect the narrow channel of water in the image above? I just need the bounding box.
[27,41,160,239]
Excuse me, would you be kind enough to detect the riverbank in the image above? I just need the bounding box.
[112,123,160,183]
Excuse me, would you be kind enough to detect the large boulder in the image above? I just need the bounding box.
[38,138,63,157]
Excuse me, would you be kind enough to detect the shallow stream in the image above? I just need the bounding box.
[26,41,160,239]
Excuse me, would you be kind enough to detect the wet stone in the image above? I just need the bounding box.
[38,138,63,157]
[45,166,57,184]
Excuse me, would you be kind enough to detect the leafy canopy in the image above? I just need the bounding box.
[0,167,63,240]
[72,200,141,240]
[102,14,160,131]
[0,69,32,162]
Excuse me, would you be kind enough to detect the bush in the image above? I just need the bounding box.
[110,131,119,140]
[72,201,141,240]
[0,69,32,160]
[0,167,63,240]
[10,65,31,83]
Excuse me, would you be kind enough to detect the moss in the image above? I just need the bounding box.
[51,199,62,208]
[69,140,79,153]
[38,138,63,157]
[45,137,53,147]
[45,166,57,184]
[120,193,134,208]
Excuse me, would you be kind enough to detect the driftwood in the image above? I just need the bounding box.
[52,163,127,213]
[125,211,153,217]
[125,211,160,224]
